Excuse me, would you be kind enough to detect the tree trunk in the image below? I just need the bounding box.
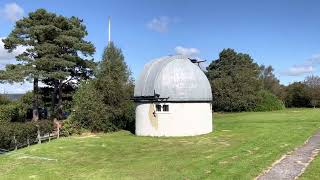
[51,80,59,118]
[57,81,63,119]
[32,77,39,121]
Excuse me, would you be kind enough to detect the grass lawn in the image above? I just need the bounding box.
[0,108,320,180]
[301,150,320,180]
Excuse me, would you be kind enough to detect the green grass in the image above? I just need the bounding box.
[0,108,320,180]
[300,150,320,180]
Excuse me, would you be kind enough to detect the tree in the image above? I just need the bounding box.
[304,75,320,108]
[285,82,311,107]
[259,65,285,100]
[1,9,95,120]
[71,81,110,131]
[207,48,262,111]
[71,42,135,132]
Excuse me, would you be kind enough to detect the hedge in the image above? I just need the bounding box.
[254,90,285,112]
[0,104,20,122]
[0,120,54,150]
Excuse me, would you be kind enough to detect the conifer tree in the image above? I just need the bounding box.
[95,42,134,130]
[72,42,135,132]
[1,9,95,120]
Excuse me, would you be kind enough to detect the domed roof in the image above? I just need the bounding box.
[134,55,212,102]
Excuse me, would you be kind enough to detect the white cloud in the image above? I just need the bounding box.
[283,65,315,76]
[0,82,32,94]
[1,3,24,22]
[283,54,320,76]
[0,37,26,68]
[147,16,179,33]
[174,46,200,56]
[306,54,320,65]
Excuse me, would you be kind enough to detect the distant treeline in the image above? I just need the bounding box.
[206,48,320,112]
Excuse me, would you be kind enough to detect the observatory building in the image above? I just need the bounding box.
[133,55,213,137]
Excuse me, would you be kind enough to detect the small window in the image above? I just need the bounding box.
[163,105,169,112]
[156,104,162,112]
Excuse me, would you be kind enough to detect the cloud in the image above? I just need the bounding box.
[0,37,26,68]
[174,46,200,56]
[283,54,320,76]
[306,54,320,65]
[147,16,179,33]
[1,3,24,22]
[283,65,315,76]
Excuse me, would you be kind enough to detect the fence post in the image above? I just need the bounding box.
[37,125,41,144]
[57,125,60,139]
[49,132,51,142]
[14,136,17,150]
[27,137,30,147]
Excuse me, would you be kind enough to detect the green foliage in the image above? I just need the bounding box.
[36,120,54,136]
[1,8,96,120]
[207,48,262,112]
[0,122,37,150]
[60,118,82,136]
[259,65,286,100]
[285,82,311,107]
[254,90,285,112]
[0,95,11,105]
[0,104,21,122]
[0,119,53,149]
[71,42,135,133]
[71,80,113,132]
[303,75,320,108]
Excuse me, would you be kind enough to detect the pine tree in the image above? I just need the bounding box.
[95,42,134,131]
[71,42,135,132]
[1,9,95,120]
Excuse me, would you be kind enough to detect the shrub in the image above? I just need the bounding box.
[0,122,38,150]
[254,90,285,112]
[36,120,54,136]
[0,104,20,122]
[71,81,112,132]
[60,118,82,136]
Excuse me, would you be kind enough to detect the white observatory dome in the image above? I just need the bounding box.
[134,55,212,102]
[134,55,213,137]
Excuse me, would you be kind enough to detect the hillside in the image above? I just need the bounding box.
[0,94,24,101]
[0,109,320,179]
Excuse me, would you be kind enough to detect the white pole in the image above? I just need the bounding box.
[108,16,111,44]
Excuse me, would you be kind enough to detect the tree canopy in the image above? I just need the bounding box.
[71,42,135,132]
[207,48,262,111]
[1,9,95,120]
[304,75,320,108]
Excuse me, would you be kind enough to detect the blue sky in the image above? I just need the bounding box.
[0,0,320,93]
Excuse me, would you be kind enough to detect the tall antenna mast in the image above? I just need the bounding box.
[108,16,111,45]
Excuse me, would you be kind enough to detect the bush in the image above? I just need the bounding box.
[0,104,20,122]
[60,118,82,136]
[254,90,285,112]
[0,122,38,150]
[71,81,115,132]
[36,120,54,136]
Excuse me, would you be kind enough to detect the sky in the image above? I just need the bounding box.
[0,0,320,93]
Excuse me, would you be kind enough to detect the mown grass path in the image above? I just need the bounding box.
[0,109,320,180]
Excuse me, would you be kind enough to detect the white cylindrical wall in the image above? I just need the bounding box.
[135,102,213,137]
